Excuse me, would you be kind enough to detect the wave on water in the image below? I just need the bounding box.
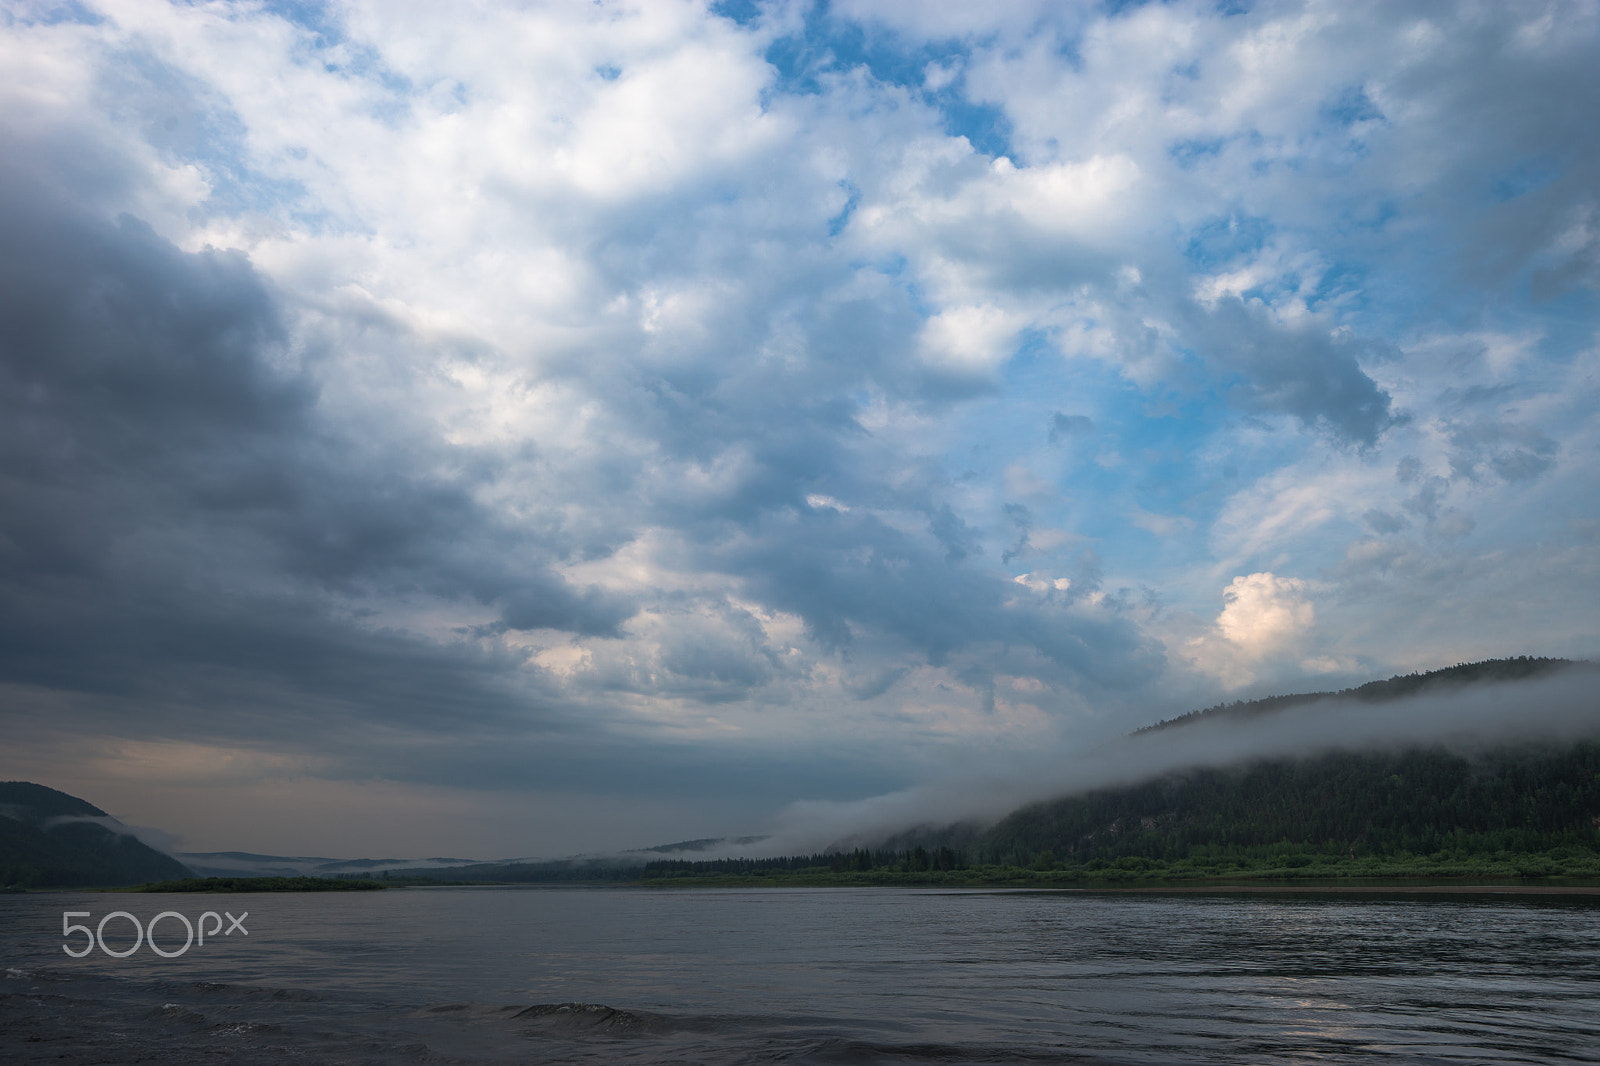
[3,966,1020,1066]
[419,999,672,1037]
[8,888,1600,1064]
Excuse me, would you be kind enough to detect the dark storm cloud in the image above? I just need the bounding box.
[927,502,980,562]
[1445,418,1558,484]
[1199,297,1396,447]
[1048,412,1094,443]
[708,504,1163,692]
[0,164,633,735]
[0,183,302,456]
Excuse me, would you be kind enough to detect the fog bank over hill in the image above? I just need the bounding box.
[0,782,192,888]
[754,661,1600,857]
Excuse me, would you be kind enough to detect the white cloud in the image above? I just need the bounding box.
[1211,462,1381,573]
[1131,507,1195,538]
[1185,571,1319,687]
[1012,572,1071,593]
[1215,572,1315,653]
[918,303,1023,375]
[3,0,1598,855]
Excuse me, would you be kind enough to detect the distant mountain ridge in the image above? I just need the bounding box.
[0,786,778,886]
[173,835,775,879]
[0,782,192,889]
[640,835,769,854]
[363,836,777,883]
[176,851,493,879]
[1137,656,1589,735]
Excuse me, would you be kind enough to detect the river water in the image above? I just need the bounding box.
[2,886,1597,1064]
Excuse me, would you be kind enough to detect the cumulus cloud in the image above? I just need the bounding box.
[1215,573,1315,654]
[0,0,1597,855]
[1185,572,1319,687]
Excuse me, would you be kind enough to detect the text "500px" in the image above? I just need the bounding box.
[62,910,248,958]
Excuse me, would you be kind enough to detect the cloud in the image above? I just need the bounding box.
[1195,297,1396,446]
[0,0,1597,856]
[1184,572,1318,688]
[1130,507,1195,539]
[0,157,635,735]
[40,814,185,855]
[1446,417,1558,484]
[1048,412,1094,442]
[1215,573,1315,654]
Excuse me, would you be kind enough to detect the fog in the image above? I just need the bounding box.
[751,669,1600,856]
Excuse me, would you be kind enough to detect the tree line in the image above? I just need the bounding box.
[947,741,1600,867]
[642,845,969,878]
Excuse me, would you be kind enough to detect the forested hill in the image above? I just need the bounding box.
[1136,656,1586,735]
[399,656,1600,886]
[635,739,1600,885]
[0,782,193,889]
[867,656,1600,875]
[963,743,1600,870]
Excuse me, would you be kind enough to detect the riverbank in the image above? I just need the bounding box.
[122,877,387,893]
[627,853,1600,890]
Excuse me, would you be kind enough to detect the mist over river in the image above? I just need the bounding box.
[3,886,1598,1064]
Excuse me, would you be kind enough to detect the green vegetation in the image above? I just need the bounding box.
[0,782,193,890]
[633,849,1600,888]
[966,743,1600,867]
[370,859,645,885]
[130,876,386,892]
[1137,656,1579,733]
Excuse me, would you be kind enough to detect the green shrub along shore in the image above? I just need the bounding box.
[629,845,1600,888]
[125,876,387,892]
[369,844,1600,889]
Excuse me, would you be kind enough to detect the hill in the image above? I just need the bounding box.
[0,782,193,889]
[174,850,490,878]
[962,741,1600,872]
[644,658,1600,885]
[867,659,1600,873]
[1136,656,1583,733]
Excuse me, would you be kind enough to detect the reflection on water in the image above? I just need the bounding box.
[3,887,1598,1064]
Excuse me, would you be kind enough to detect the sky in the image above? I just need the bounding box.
[1,0,1597,859]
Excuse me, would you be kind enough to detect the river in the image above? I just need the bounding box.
[2,886,1597,1063]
